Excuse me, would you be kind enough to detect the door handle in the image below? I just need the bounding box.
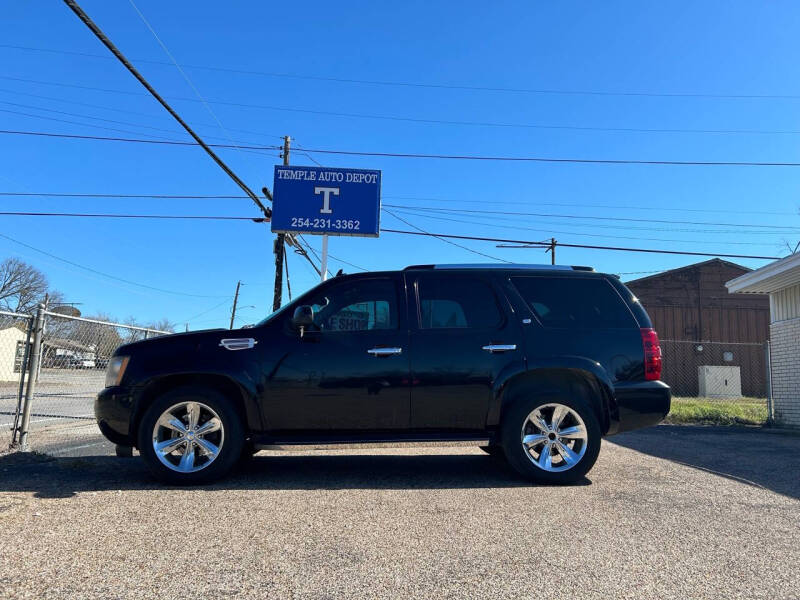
[482,344,517,353]
[367,347,403,357]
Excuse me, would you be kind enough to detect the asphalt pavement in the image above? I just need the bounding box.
[0,425,798,599]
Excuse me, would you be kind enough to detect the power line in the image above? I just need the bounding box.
[0,128,280,150]
[0,190,794,218]
[285,146,800,168]
[383,204,800,231]
[0,208,789,243]
[0,87,285,139]
[8,128,800,168]
[0,231,228,298]
[380,229,782,260]
[5,42,800,101]
[126,0,257,166]
[0,211,264,221]
[383,195,799,217]
[382,209,514,263]
[387,206,776,247]
[182,297,233,323]
[61,0,270,217]
[5,73,800,137]
[0,192,248,199]
[0,209,782,260]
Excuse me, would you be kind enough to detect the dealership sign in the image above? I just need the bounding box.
[271,165,381,237]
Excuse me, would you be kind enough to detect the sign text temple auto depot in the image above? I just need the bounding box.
[271,165,382,237]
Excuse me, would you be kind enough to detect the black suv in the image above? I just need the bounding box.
[96,264,670,485]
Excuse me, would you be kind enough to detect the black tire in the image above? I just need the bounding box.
[137,385,245,485]
[479,445,504,458]
[500,395,601,484]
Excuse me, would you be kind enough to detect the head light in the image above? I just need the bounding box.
[105,356,130,387]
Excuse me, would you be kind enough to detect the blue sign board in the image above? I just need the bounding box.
[271,165,381,237]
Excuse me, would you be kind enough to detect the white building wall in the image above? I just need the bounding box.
[770,283,800,323]
[0,327,27,383]
[769,317,800,428]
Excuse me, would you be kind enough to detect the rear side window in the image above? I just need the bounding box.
[417,276,502,329]
[511,276,635,329]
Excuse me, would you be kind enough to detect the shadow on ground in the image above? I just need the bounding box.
[610,425,800,500]
[0,451,588,498]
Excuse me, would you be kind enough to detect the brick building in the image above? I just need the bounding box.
[727,253,800,428]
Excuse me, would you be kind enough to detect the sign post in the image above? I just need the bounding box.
[271,165,382,282]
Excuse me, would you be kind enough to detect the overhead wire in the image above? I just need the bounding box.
[383,204,800,231]
[387,206,778,247]
[0,87,285,139]
[126,0,262,174]
[8,128,800,167]
[382,208,515,263]
[379,229,782,260]
[5,43,800,101]
[0,231,229,298]
[0,190,794,218]
[6,73,800,137]
[60,0,270,216]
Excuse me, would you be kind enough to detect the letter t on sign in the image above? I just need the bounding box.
[314,186,339,214]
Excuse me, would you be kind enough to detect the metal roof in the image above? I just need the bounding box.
[726,253,800,294]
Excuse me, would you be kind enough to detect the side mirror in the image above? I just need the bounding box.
[291,305,314,337]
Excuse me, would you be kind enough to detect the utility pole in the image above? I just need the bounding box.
[548,238,557,265]
[272,136,290,312]
[229,280,241,329]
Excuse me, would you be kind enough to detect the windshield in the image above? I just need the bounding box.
[254,279,327,326]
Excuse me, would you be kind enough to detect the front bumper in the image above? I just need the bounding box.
[95,386,135,446]
[607,380,671,436]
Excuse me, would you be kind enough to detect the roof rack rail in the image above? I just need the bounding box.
[403,264,595,271]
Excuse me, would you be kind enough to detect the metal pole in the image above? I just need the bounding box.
[765,340,773,424]
[272,136,290,311]
[19,304,45,451]
[321,235,329,282]
[11,315,34,446]
[230,280,241,329]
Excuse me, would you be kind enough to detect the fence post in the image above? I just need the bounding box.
[19,304,45,451]
[10,315,34,446]
[765,340,774,425]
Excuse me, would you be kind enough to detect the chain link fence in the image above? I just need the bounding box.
[4,309,169,456]
[659,339,771,417]
[0,310,34,452]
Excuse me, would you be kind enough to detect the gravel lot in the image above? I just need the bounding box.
[1,426,798,599]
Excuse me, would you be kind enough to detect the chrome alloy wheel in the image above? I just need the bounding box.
[521,403,588,473]
[151,401,224,473]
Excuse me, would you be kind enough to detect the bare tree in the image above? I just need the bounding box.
[147,318,175,333]
[0,258,53,313]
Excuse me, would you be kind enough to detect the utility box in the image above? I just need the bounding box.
[698,365,742,398]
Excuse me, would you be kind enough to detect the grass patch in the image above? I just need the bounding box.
[665,396,768,426]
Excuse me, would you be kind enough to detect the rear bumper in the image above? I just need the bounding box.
[95,386,135,446]
[607,380,671,436]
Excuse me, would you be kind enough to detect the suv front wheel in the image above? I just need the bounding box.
[137,386,244,485]
[501,396,601,484]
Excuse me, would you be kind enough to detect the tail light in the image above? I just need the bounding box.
[641,328,662,381]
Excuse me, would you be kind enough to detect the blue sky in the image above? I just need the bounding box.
[1,1,799,329]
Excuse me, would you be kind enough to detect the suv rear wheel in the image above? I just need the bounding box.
[137,386,244,485]
[501,396,601,484]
